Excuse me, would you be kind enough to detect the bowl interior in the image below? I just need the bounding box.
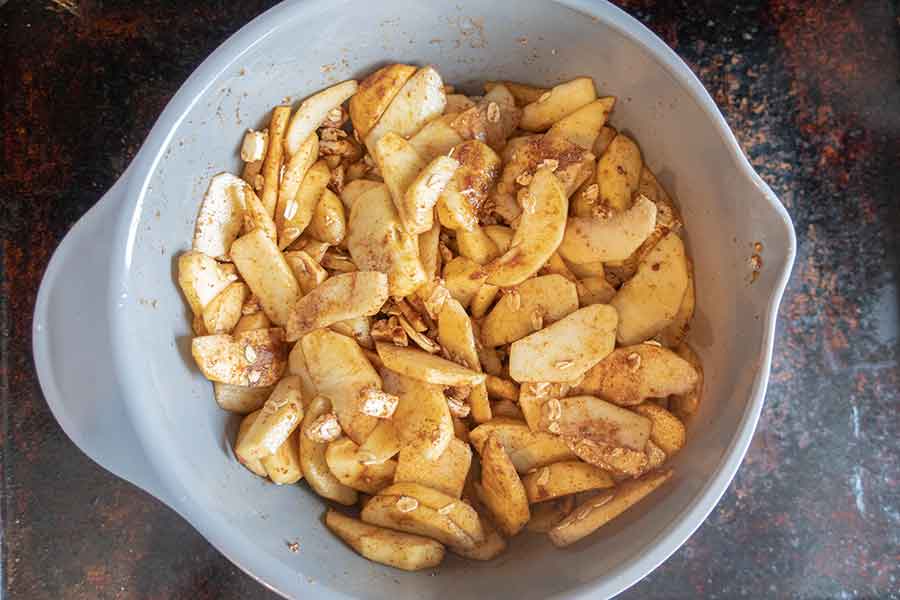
[117,0,793,597]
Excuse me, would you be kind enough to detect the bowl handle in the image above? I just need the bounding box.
[33,170,170,503]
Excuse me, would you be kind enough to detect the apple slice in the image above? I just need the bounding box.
[284,79,358,156]
[485,168,568,287]
[365,66,446,151]
[559,194,657,264]
[325,509,445,571]
[301,329,381,444]
[349,64,417,139]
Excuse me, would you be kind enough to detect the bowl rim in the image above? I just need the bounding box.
[105,0,797,598]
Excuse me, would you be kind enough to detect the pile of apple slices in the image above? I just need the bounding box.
[178,63,703,571]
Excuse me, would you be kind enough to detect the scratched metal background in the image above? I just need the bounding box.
[1,1,898,598]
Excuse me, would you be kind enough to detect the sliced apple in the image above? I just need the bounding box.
[481,274,579,347]
[574,344,699,406]
[284,79,358,156]
[442,256,487,309]
[595,133,642,212]
[394,438,472,498]
[276,159,331,249]
[299,396,358,505]
[259,106,292,217]
[655,258,695,347]
[349,64,417,139]
[285,271,389,341]
[213,382,273,414]
[301,329,381,444]
[479,435,530,536]
[577,276,616,306]
[261,430,303,484]
[418,221,443,283]
[381,370,453,461]
[526,496,574,532]
[377,342,485,387]
[408,113,465,161]
[339,178,381,211]
[373,132,426,214]
[540,395,651,451]
[494,135,594,214]
[669,343,704,418]
[482,225,514,253]
[545,97,616,150]
[456,226,501,265]
[593,125,617,157]
[379,483,485,543]
[358,419,401,464]
[325,437,397,494]
[519,77,597,132]
[522,461,614,503]
[276,133,319,232]
[445,94,476,113]
[610,232,689,345]
[325,509,445,571]
[485,168,568,286]
[438,298,490,423]
[230,228,302,326]
[234,410,267,477]
[436,140,501,231]
[548,469,672,547]
[484,80,549,106]
[469,283,499,319]
[235,376,304,459]
[566,437,648,477]
[401,155,460,235]
[347,184,426,297]
[191,327,286,387]
[469,419,575,473]
[632,403,686,456]
[559,194,657,264]
[177,250,239,318]
[192,172,246,260]
[307,188,346,245]
[365,66,446,151]
[202,282,249,335]
[508,304,618,383]
[450,85,521,151]
[283,250,328,295]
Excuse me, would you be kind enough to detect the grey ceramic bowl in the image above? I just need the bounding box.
[34,0,795,598]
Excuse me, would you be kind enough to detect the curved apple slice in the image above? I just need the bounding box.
[325,437,397,494]
[299,396,358,505]
[610,232,689,345]
[284,80,358,156]
[285,271,389,341]
[325,510,445,571]
[192,172,246,260]
[558,194,657,265]
[485,168,568,287]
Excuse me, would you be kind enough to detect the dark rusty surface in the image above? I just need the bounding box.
[1,1,898,598]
